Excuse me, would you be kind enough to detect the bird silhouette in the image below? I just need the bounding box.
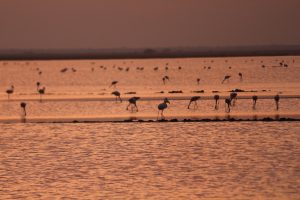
[222,75,231,84]
[6,85,14,99]
[274,95,280,110]
[20,102,27,116]
[225,98,231,113]
[187,96,200,109]
[196,78,200,85]
[110,81,118,88]
[252,95,258,109]
[112,91,122,102]
[162,76,169,85]
[60,68,68,73]
[126,97,140,112]
[157,98,170,119]
[238,72,243,81]
[38,87,46,102]
[36,82,41,92]
[214,94,220,110]
[230,92,238,106]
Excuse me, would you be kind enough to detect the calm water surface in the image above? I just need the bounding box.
[0,122,299,199]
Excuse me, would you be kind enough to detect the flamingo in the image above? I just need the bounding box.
[38,87,46,102]
[126,97,140,112]
[221,75,231,84]
[187,96,200,109]
[6,85,14,99]
[214,95,220,110]
[274,95,280,110]
[238,72,243,81]
[60,68,68,73]
[230,92,238,106]
[20,102,27,116]
[36,82,41,92]
[112,91,122,102]
[225,98,231,113]
[196,78,200,85]
[157,98,170,119]
[252,95,258,109]
[162,76,169,85]
[110,81,118,88]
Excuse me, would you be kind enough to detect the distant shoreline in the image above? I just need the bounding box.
[1,46,300,60]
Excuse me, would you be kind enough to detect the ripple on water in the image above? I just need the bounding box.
[0,122,299,199]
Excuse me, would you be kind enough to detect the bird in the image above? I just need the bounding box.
[214,95,220,110]
[112,91,122,102]
[162,76,169,85]
[157,98,170,120]
[38,87,46,102]
[110,81,118,88]
[60,68,68,73]
[153,67,159,71]
[238,72,243,81]
[36,82,41,92]
[20,102,27,116]
[6,85,14,99]
[225,98,231,113]
[274,95,280,110]
[230,92,238,106]
[187,96,200,109]
[178,66,182,70]
[221,75,231,84]
[196,78,200,85]
[126,97,140,112]
[252,95,258,109]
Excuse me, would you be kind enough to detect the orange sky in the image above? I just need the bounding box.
[0,0,299,49]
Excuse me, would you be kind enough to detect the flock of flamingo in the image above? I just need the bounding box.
[1,58,291,120]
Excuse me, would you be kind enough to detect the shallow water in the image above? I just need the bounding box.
[0,56,299,121]
[0,122,299,199]
[0,56,300,199]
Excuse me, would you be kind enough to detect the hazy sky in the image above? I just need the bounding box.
[0,0,300,49]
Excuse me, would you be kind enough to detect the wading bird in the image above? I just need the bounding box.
[221,75,231,84]
[252,95,258,109]
[38,87,46,102]
[157,98,170,119]
[126,97,140,112]
[20,102,27,116]
[110,81,118,88]
[187,96,200,109]
[6,85,14,99]
[214,95,220,110]
[238,72,243,81]
[230,92,238,106]
[197,78,200,85]
[36,82,41,92]
[274,94,280,110]
[112,91,122,102]
[225,98,231,113]
[162,76,169,85]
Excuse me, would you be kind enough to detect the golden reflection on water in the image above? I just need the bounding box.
[0,122,299,199]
